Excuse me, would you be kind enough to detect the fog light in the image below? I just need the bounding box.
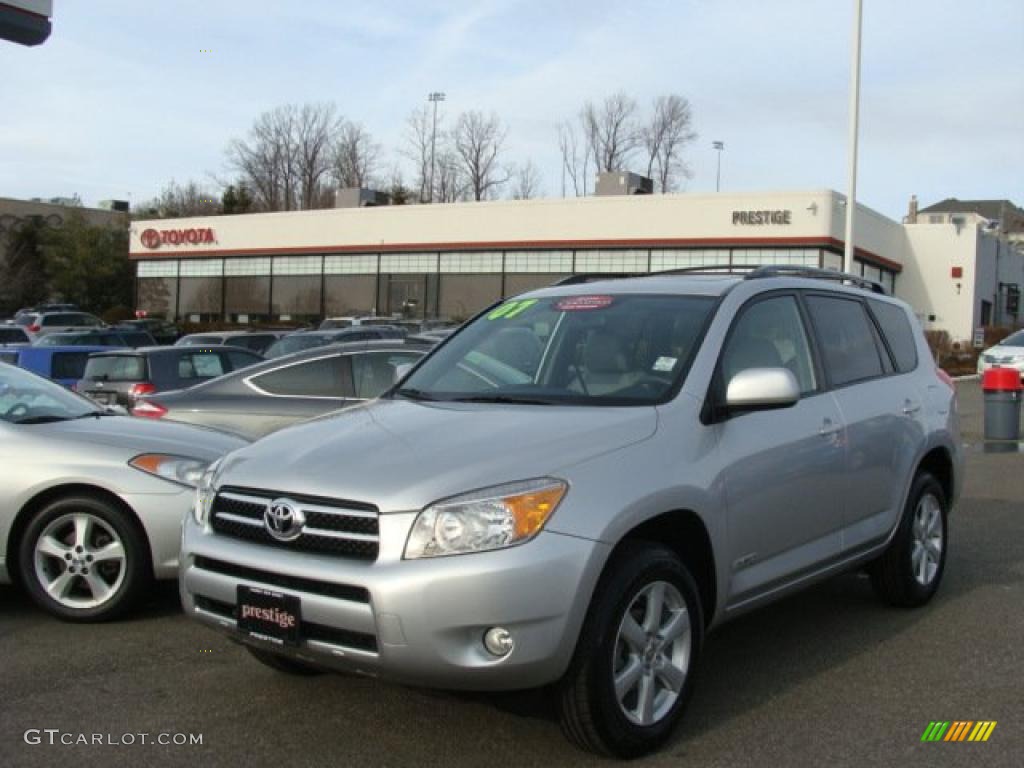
[483,627,514,657]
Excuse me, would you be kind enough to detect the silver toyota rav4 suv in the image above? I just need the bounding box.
[181,267,962,758]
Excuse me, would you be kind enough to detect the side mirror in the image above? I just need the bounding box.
[725,367,800,413]
[393,363,413,383]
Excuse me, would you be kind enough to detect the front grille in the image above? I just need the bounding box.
[210,486,379,561]
[193,588,378,653]
[193,556,370,603]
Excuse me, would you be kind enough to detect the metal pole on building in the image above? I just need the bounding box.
[427,92,445,203]
[843,0,863,274]
[712,141,724,192]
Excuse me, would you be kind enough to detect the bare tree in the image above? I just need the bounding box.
[402,107,435,203]
[228,103,341,212]
[295,103,339,208]
[581,91,640,173]
[558,120,590,196]
[641,94,697,192]
[139,179,221,218]
[452,111,509,201]
[434,149,467,203]
[331,121,381,189]
[510,160,543,200]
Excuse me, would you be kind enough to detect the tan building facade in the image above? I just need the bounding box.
[130,189,906,325]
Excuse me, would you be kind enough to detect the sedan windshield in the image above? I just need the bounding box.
[0,363,102,423]
[396,293,715,405]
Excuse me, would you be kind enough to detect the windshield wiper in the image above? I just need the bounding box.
[14,415,71,424]
[448,394,555,405]
[393,387,443,402]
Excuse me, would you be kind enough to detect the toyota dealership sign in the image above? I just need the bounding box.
[140,227,216,249]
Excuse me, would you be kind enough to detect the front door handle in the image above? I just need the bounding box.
[819,418,842,437]
[902,401,922,416]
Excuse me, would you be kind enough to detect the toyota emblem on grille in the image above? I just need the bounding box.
[264,498,305,541]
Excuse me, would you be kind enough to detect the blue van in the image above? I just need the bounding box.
[4,345,122,388]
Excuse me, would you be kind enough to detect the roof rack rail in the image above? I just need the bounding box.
[550,264,887,294]
[744,265,886,294]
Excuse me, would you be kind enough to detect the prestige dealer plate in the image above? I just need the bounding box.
[236,585,301,646]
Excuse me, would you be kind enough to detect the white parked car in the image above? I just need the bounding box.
[976,329,1024,378]
[0,362,246,621]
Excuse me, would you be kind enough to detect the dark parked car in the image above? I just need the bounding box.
[35,329,156,348]
[263,325,407,358]
[175,330,288,355]
[116,318,180,345]
[0,326,31,345]
[133,340,427,439]
[77,345,264,409]
[5,346,117,388]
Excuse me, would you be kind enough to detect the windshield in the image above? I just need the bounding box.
[0,363,101,424]
[397,293,715,406]
[998,330,1024,347]
[265,334,331,358]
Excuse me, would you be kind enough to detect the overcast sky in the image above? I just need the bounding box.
[1,0,1021,220]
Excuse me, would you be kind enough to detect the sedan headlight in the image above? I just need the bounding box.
[129,454,210,488]
[404,478,567,559]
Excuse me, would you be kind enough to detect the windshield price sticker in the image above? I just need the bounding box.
[653,356,677,372]
[554,295,615,312]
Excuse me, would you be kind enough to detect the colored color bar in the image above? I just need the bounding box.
[980,721,997,742]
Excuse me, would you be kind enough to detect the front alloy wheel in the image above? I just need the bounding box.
[19,495,150,621]
[559,541,703,758]
[613,581,692,726]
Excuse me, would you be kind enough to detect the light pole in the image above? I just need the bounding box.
[427,91,445,203]
[712,141,724,192]
[843,0,863,275]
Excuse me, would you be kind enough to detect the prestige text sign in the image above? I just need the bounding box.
[732,210,792,225]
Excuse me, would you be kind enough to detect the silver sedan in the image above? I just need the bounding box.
[0,363,246,621]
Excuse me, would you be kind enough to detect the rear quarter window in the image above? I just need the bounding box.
[868,300,919,373]
[178,352,227,379]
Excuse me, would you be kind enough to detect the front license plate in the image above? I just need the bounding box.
[236,585,301,646]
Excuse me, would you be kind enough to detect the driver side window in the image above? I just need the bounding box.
[721,296,817,394]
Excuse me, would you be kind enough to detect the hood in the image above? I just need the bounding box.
[42,414,247,461]
[216,399,658,512]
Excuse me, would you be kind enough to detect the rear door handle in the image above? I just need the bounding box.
[819,418,842,437]
[902,401,922,415]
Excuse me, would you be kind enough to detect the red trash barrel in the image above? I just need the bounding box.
[982,368,1022,441]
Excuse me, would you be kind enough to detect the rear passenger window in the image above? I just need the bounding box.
[805,296,884,387]
[869,300,918,373]
[179,353,226,379]
[252,356,353,398]
[721,296,817,394]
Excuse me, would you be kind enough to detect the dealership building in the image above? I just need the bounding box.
[129,188,1023,342]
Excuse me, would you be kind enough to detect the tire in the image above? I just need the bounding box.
[246,646,324,676]
[17,494,151,622]
[558,541,703,758]
[870,472,948,608]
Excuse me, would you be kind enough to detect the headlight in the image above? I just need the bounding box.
[129,454,210,488]
[192,460,220,525]
[404,478,567,559]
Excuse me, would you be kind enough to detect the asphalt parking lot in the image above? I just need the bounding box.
[1,378,1020,768]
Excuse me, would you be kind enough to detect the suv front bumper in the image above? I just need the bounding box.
[180,515,608,691]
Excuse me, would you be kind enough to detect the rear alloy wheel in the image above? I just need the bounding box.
[559,541,703,758]
[18,495,150,621]
[870,472,948,607]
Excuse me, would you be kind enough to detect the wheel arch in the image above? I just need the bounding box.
[612,509,718,627]
[5,483,154,587]
[916,446,953,505]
